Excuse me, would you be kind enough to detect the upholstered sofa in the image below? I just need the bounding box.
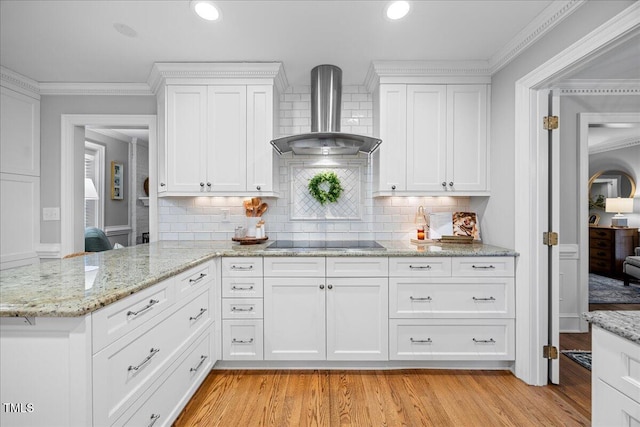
[623,247,640,286]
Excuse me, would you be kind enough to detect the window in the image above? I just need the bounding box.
[85,141,105,229]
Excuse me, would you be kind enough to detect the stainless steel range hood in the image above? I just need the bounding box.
[270,65,381,155]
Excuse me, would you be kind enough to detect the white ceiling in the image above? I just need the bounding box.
[1,0,565,87]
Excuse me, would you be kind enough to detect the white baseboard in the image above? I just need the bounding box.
[560,314,584,333]
[36,243,62,259]
[104,225,132,236]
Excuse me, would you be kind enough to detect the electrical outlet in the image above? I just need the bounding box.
[221,208,230,222]
[43,207,60,221]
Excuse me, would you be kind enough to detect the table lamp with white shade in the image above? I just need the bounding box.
[605,197,633,227]
[85,178,99,200]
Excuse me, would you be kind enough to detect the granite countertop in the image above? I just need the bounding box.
[0,240,517,318]
[583,311,640,345]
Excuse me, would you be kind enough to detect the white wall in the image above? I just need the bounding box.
[39,95,156,244]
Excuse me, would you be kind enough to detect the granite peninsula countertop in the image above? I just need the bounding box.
[583,311,640,345]
[0,240,517,318]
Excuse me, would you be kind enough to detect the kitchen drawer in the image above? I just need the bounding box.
[389,278,514,319]
[92,278,175,353]
[590,238,612,250]
[222,276,263,298]
[326,257,388,277]
[389,257,452,277]
[451,257,514,277]
[222,257,263,277]
[389,319,514,361]
[93,289,211,426]
[264,257,325,277]
[175,261,213,301]
[117,330,214,427]
[593,326,640,404]
[222,319,264,360]
[222,298,263,319]
[593,378,640,427]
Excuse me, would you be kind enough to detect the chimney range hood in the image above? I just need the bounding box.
[270,65,381,155]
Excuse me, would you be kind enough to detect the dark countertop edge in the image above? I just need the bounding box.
[582,311,640,344]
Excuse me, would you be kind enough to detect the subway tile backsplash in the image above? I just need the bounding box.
[158,85,470,241]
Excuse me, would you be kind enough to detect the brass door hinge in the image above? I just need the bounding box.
[543,116,559,130]
[543,345,558,360]
[543,231,559,246]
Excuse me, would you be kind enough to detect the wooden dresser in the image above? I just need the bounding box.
[589,226,639,278]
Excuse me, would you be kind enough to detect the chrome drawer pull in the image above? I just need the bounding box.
[190,355,208,372]
[410,296,432,301]
[128,348,160,371]
[232,338,254,344]
[472,296,496,301]
[409,265,431,269]
[472,265,495,269]
[127,299,159,317]
[473,338,496,344]
[231,285,254,291]
[231,306,254,312]
[410,337,432,344]
[148,414,160,427]
[189,308,207,321]
[231,265,253,270]
[189,273,207,284]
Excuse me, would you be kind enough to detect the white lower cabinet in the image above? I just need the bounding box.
[264,257,388,361]
[222,319,264,360]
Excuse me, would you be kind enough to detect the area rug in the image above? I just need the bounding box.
[589,273,640,304]
[561,350,592,371]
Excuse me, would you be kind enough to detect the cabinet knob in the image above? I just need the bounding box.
[391,185,396,190]
[327,284,333,290]
[449,182,454,187]
[256,185,261,191]
[441,182,446,187]
[200,182,205,187]
[160,182,166,187]
[319,284,324,289]
[207,182,211,187]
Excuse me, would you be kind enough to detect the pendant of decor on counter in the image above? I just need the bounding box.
[308,171,343,205]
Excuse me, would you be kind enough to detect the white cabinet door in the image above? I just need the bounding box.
[166,85,208,192]
[375,84,407,193]
[406,85,447,192]
[326,277,388,361]
[246,85,275,194]
[207,86,247,192]
[446,85,488,192]
[264,277,326,360]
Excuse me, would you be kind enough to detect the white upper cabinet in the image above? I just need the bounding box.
[152,63,285,196]
[368,63,490,197]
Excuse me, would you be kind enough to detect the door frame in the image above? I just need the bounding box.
[60,114,157,257]
[514,4,640,385]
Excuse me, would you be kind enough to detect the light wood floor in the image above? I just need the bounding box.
[175,303,639,427]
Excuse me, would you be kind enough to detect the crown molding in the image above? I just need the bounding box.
[148,62,289,94]
[38,82,153,96]
[0,66,40,99]
[365,60,492,92]
[556,79,640,95]
[489,0,585,74]
[589,136,640,155]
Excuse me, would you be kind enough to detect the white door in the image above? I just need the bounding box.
[246,85,274,194]
[446,85,488,192]
[326,277,389,361]
[207,86,247,192]
[264,277,326,360]
[166,85,208,192]
[406,85,447,192]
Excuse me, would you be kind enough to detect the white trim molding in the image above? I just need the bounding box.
[559,244,579,260]
[557,79,640,95]
[589,136,640,155]
[36,243,62,260]
[104,226,132,236]
[147,62,288,94]
[514,2,640,385]
[39,82,153,96]
[0,66,40,99]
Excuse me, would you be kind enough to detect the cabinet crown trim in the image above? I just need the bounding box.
[148,62,288,94]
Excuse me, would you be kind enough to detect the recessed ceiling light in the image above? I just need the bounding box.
[386,1,410,20]
[191,0,221,21]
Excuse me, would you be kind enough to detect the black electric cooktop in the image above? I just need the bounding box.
[265,240,386,251]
